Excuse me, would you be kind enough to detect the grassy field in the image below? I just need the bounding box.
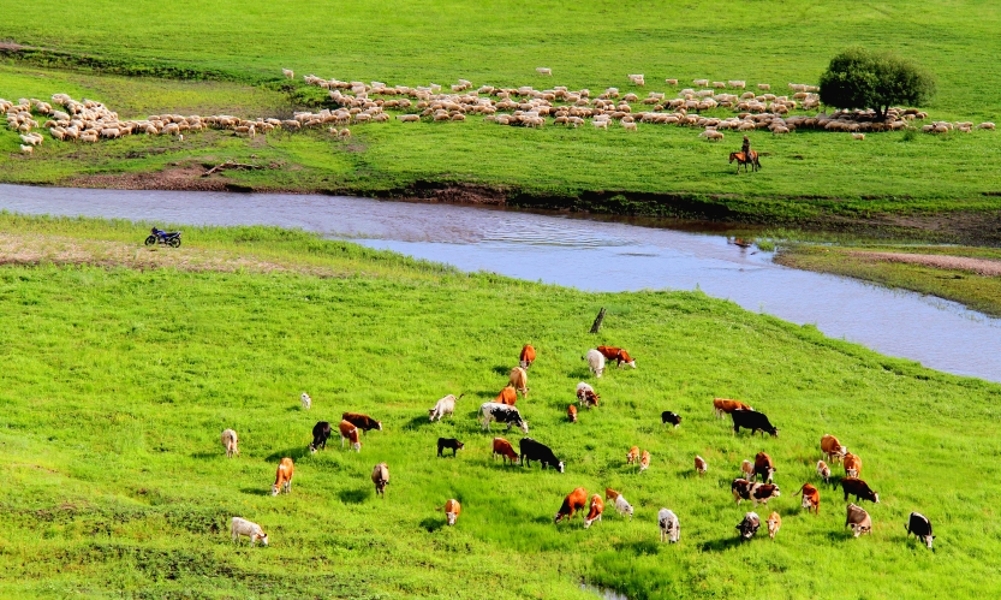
[2,215,1001,598]
[2,0,1001,237]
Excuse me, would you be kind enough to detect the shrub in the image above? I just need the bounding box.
[819,48,935,119]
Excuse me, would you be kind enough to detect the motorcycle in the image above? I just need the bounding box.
[144,227,182,248]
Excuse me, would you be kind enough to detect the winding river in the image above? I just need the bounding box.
[1,184,999,383]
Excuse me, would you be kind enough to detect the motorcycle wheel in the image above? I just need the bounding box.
[168,237,181,248]
[144,236,157,246]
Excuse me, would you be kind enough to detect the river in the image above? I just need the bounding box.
[1,184,998,383]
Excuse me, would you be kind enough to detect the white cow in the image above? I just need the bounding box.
[479,402,529,433]
[658,509,680,543]
[614,494,634,519]
[584,349,605,378]
[221,429,239,458]
[300,392,312,410]
[428,393,462,422]
[230,517,268,546]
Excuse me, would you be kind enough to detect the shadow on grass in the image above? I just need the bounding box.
[420,517,444,532]
[614,539,660,556]
[700,536,747,552]
[338,488,370,504]
[403,414,434,431]
[491,365,511,377]
[190,452,222,460]
[265,447,311,462]
[240,487,271,497]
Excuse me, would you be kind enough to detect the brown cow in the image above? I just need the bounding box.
[843,452,862,478]
[519,344,536,370]
[694,455,708,476]
[583,494,605,529]
[796,483,820,514]
[821,434,847,463]
[817,460,831,484]
[639,450,651,472]
[509,367,529,398]
[371,462,389,497]
[555,487,588,523]
[342,412,382,433]
[845,503,872,537]
[339,420,361,452]
[597,345,636,369]
[841,477,879,504]
[732,478,756,504]
[751,483,781,507]
[441,498,461,526]
[766,511,782,539]
[713,397,753,419]
[271,457,294,496]
[492,437,519,464]
[576,382,599,408]
[495,385,518,406]
[754,452,775,483]
[627,446,640,465]
[567,404,578,423]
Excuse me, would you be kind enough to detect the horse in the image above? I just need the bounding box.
[729,151,761,173]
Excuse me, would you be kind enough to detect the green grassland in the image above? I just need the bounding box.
[2,0,1001,236]
[2,215,1001,599]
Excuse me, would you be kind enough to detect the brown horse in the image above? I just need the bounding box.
[729,150,761,173]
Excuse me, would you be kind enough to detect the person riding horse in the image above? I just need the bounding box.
[741,136,751,160]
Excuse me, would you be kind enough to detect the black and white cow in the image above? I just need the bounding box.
[519,437,564,472]
[661,411,682,427]
[731,410,779,437]
[906,512,935,549]
[309,421,332,453]
[479,402,529,433]
[736,512,760,539]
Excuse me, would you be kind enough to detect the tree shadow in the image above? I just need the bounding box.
[338,488,370,504]
[265,447,311,462]
[491,365,512,377]
[700,536,746,552]
[420,517,444,532]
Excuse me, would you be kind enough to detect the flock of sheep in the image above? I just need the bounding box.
[3,69,994,156]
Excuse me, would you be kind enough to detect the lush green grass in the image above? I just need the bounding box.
[2,216,1001,598]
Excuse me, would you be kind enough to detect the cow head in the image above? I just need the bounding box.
[271,484,280,497]
[376,421,383,431]
[769,428,779,438]
[519,360,529,369]
[923,534,935,549]
[556,461,565,473]
[256,533,269,546]
[518,420,529,434]
[446,512,458,526]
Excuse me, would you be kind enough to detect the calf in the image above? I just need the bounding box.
[661,411,682,427]
[639,450,651,472]
[713,397,753,418]
[342,412,382,433]
[231,517,268,546]
[339,420,361,452]
[731,410,778,437]
[817,460,831,484]
[520,437,565,472]
[841,477,879,504]
[731,478,756,504]
[271,457,294,496]
[796,483,820,514]
[309,421,332,453]
[751,483,780,507]
[509,367,529,398]
[576,382,600,408]
[583,494,605,529]
[843,452,862,478]
[658,508,680,543]
[597,345,636,368]
[492,437,520,464]
[694,455,708,476]
[905,512,935,549]
[627,446,640,465]
[428,393,462,422]
[519,344,536,370]
[766,511,782,539]
[736,512,760,540]
[820,434,846,463]
[441,498,461,526]
[221,429,239,458]
[371,462,389,497]
[605,488,634,519]
[754,452,775,483]
[479,402,529,433]
[583,349,606,378]
[845,503,872,537]
[300,392,311,410]
[741,460,755,480]
[437,437,464,458]
[567,404,578,423]
[555,487,588,523]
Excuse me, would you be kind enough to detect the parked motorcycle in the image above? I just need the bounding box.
[145,227,182,248]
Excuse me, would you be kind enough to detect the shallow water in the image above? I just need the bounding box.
[1,184,998,383]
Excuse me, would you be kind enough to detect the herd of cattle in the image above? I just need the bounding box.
[225,343,936,553]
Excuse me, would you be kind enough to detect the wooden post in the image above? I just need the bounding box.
[590,308,606,334]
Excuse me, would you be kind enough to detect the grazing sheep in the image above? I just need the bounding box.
[693,79,709,87]
[979,122,996,130]
[19,144,33,154]
[622,121,637,131]
[699,128,724,142]
[282,69,294,79]
[665,78,679,86]
[339,128,351,137]
[398,114,421,122]
[628,74,645,86]
[536,67,553,76]
[757,83,771,91]
[852,133,865,140]
[221,429,239,458]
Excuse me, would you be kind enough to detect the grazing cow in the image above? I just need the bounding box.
[231,517,268,546]
[441,498,461,526]
[509,367,529,398]
[751,484,781,507]
[817,460,831,484]
[479,402,529,433]
[567,404,578,423]
[694,455,708,476]
[905,512,935,549]
[766,511,782,539]
[736,512,761,540]
[731,410,778,437]
[492,437,520,464]
[584,494,605,529]
[731,478,756,504]
[520,437,565,472]
[741,460,755,480]
[519,344,536,370]
[639,450,651,472]
[841,477,879,503]
[339,420,361,452]
[221,429,239,458]
[796,483,820,514]
[845,503,872,537]
[821,434,847,463]
[658,508,680,543]
[583,349,606,378]
[605,488,634,518]
[271,457,294,496]
[371,462,389,497]
[554,487,588,523]
[309,421,332,453]
[661,411,682,427]
[754,452,776,483]
[428,393,463,422]
[627,446,640,465]
[596,345,636,369]
[843,452,862,478]
[576,382,600,408]
[342,412,382,433]
[713,397,753,418]
[495,386,518,406]
[437,437,464,458]
[300,392,311,410]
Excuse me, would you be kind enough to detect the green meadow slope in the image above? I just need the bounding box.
[1,216,1000,599]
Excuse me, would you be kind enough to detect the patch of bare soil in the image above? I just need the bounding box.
[848,251,1001,276]
[67,164,231,192]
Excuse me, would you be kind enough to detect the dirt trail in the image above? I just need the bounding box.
[848,251,1001,276]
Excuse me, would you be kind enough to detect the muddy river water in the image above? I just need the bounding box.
[1,184,998,383]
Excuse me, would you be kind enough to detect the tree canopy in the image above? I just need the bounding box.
[819,48,936,119]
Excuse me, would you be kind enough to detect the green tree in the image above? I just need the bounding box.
[819,48,935,119]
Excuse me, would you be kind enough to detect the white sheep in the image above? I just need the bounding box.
[536,67,552,76]
[628,74,645,86]
[757,83,771,91]
[230,517,269,546]
[852,133,865,140]
[665,78,679,86]
[19,144,33,154]
[693,78,709,87]
[699,128,724,142]
[282,69,294,79]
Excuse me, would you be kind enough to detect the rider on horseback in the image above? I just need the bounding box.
[741,136,751,162]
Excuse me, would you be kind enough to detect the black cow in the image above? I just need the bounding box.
[731,410,778,437]
[841,477,880,504]
[661,411,682,428]
[437,437,464,458]
[309,421,332,453]
[736,512,760,539]
[519,437,565,473]
[905,512,935,549]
